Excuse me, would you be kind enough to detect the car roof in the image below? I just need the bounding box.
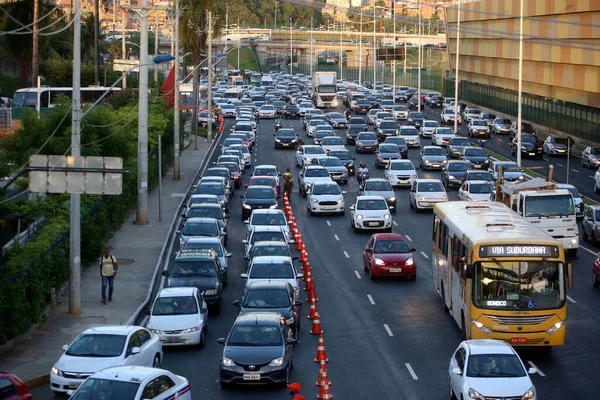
[235,312,284,325]
[246,185,274,190]
[88,366,173,384]
[251,226,285,232]
[158,287,197,297]
[415,178,442,183]
[312,180,339,186]
[252,240,289,247]
[251,209,285,215]
[250,255,294,264]
[184,217,219,224]
[467,180,492,185]
[185,236,222,244]
[305,164,328,169]
[423,145,444,149]
[464,339,516,355]
[188,203,222,209]
[372,233,406,241]
[81,325,142,336]
[356,195,388,201]
[255,164,277,169]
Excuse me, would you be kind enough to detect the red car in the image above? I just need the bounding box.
[245,175,279,197]
[0,372,32,399]
[594,251,600,288]
[363,233,417,280]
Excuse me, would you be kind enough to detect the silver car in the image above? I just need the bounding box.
[419,146,448,170]
[178,217,225,247]
[180,237,232,284]
[306,181,346,216]
[359,179,397,213]
[409,179,448,211]
[399,126,420,148]
[419,120,440,138]
[467,119,491,138]
[356,132,379,153]
[491,117,512,135]
[318,156,349,184]
[375,144,402,168]
[582,205,600,244]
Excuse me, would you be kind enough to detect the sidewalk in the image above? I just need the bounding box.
[0,137,212,388]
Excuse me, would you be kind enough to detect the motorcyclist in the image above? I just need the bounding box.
[357,162,369,184]
[282,168,294,197]
[345,109,352,121]
[274,116,283,132]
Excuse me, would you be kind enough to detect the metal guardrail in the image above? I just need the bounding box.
[1,217,45,256]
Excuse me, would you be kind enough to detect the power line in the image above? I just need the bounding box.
[0,4,63,35]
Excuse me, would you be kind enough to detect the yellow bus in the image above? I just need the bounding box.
[432,202,567,347]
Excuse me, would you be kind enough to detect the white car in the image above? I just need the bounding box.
[307,119,330,137]
[431,127,456,146]
[146,287,208,347]
[298,102,314,115]
[349,195,393,233]
[242,226,293,259]
[409,179,448,211]
[399,126,421,148]
[252,164,281,186]
[229,144,251,167]
[306,181,346,215]
[258,105,276,118]
[449,340,537,400]
[374,111,394,128]
[384,159,418,188]
[221,104,237,118]
[51,326,163,393]
[67,366,192,400]
[458,180,495,202]
[321,136,346,153]
[295,145,328,168]
[440,108,462,125]
[298,164,333,195]
[391,105,409,120]
[244,209,291,235]
[419,120,440,138]
[241,256,303,296]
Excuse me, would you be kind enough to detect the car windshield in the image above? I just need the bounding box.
[350,118,365,124]
[322,138,344,146]
[310,120,327,127]
[228,325,283,346]
[182,221,218,236]
[436,128,454,136]
[243,288,291,308]
[385,138,406,146]
[522,135,537,143]
[497,162,520,172]
[448,163,471,172]
[277,130,296,137]
[220,163,239,173]
[305,168,330,177]
[171,260,217,277]
[250,178,275,187]
[320,158,343,167]
[312,184,341,195]
[365,181,393,191]
[418,182,445,192]
[466,354,526,378]
[410,113,424,119]
[562,187,580,198]
[305,147,326,155]
[473,260,565,311]
[69,378,139,400]
[246,188,276,200]
[467,109,480,114]
[235,124,252,131]
[472,120,487,126]
[390,162,413,171]
[424,148,445,156]
[184,241,223,256]
[374,240,410,254]
[356,199,388,210]
[464,148,486,157]
[251,245,290,258]
[358,133,377,141]
[250,262,294,279]
[66,334,126,357]
[400,128,418,136]
[380,122,398,129]
[496,119,511,124]
[251,213,286,226]
[444,109,455,115]
[377,113,392,119]
[254,168,277,176]
[379,145,399,153]
[451,138,470,146]
[188,196,218,206]
[524,194,574,217]
[424,121,439,127]
[153,295,198,316]
[469,183,494,194]
[261,106,274,111]
[330,151,352,160]
[224,139,243,147]
[484,114,496,119]
[329,113,344,119]
[187,207,223,220]
[251,231,286,244]
[467,172,492,181]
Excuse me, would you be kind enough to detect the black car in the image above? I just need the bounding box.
[511,133,543,159]
[348,116,367,131]
[353,99,372,114]
[441,160,472,189]
[328,149,356,175]
[460,146,490,170]
[406,88,418,98]
[345,125,363,145]
[272,101,286,115]
[240,185,278,220]
[218,312,296,386]
[408,96,424,110]
[363,81,373,89]
[509,122,536,141]
[395,91,408,102]
[429,95,444,108]
[163,249,224,314]
[408,112,425,128]
[203,167,234,193]
[274,129,300,150]
[383,137,408,159]
[282,105,300,119]
[377,120,399,142]
[233,281,302,338]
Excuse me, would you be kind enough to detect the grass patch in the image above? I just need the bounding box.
[228,48,259,72]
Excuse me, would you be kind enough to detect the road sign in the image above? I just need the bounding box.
[113,58,140,72]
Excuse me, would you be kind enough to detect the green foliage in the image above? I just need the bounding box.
[0,74,21,97]
[219,1,325,28]
[0,96,177,345]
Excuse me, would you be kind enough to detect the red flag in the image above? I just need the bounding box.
[161,64,176,108]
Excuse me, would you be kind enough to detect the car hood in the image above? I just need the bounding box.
[354,210,390,217]
[423,155,447,162]
[55,354,122,374]
[472,125,489,130]
[465,376,533,398]
[418,191,446,199]
[302,153,328,160]
[421,126,437,131]
[464,193,493,201]
[363,190,395,198]
[312,194,343,202]
[323,166,347,173]
[449,144,467,150]
[239,306,293,319]
[147,314,203,331]
[379,128,398,133]
[495,123,511,129]
[224,345,283,365]
[378,152,401,158]
[331,118,347,124]
[464,156,488,163]
[322,145,346,152]
[244,198,278,207]
[304,176,333,184]
[375,253,412,264]
[521,142,538,149]
[552,143,568,150]
[276,136,298,142]
[168,276,218,291]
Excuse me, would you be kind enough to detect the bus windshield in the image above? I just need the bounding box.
[473,260,565,311]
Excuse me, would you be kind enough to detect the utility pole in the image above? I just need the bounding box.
[225,3,229,55]
[207,11,213,142]
[339,21,343,80]
[417,0,422,112]
[373,2,376,83]
[173,0,181,179]
[154,12,159,82]
[135,0,150,224]
[403,41,407,74]
[69,0,82,315]
[238,19,241,71]
[310,16,313,78]
[289,17,293,75]
[122,13,127,89]
[94,0,100,85]
[32,0,39,85]
[358,6,362,85]
[516,0,524,167]
[392,3,396,99]
[453,0,461,134]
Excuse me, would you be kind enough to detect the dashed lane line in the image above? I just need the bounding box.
[367,294,375,305]
[527,361,545,377]
[334,234,340,241]
[590,175,595,179]
[567,295,577,304]
[392,221,398,227]
[344,251,350,258]
[405,363,419,380]
[405,235,413,241]
[580,245,597,256]
[326,220,331,226]
[383,324,394,337]
[572,169,579,173]
[354,270,362,279]
[420,251,429,259]
[556,163,564,167]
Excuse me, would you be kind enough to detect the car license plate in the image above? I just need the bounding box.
[69,383,81,389]
[165,336,182,343]
[368,222,379,227]
[432,165,440,168]
[473,164,481,168]
[529,153,535,156]
[243,374,261,381]
[389,268,402,273]
[322,206,335,210]
[282,143,289,147]
[511,337,527,343]
[421,202,432,207]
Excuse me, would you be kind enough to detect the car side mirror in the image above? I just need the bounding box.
[161,270,169,277]
[62,344,69,351]
[240,273,248,279]
[176,230,181,235]
[217,338,226,345]
[294,300,303,307]
[212,161,216,165]
[286,338,298,344]
[244,220,250,224]
[226,252,233,258]
[144,309,150,316]
[289,239,295,244]
[240,195,244,199]
[365,248,373,253]
[181,213,187,219]
[242,239,248,244]
[528,367,537,375]
[292,256,299,261]
[233,299,241,307]
[410,247,417,252]
[296,272,304,279]
[130,347,141,356]
[349,205,355,210]
[201,307,208,313]
[452,367,462,376]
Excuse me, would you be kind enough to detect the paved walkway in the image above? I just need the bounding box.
[0,136,211,388]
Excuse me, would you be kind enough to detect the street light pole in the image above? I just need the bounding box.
[310,16,313,78]
[173,0,181,179]
[289,17,293,75]
[392,3,396,99]
[516,0,524,167]
[207,11,213,142]
[359,6,363,85]
[453,0,461,134]
[417,0,422,112]
[373,3,376,83]
[339,21,343,80]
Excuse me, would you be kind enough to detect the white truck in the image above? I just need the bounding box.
[312,71,338,108]
[500,178,579,255]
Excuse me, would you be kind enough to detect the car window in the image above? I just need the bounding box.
[251,213,286,226]
[70,378,140,400]
[137,329,151,346]
[251,231,286,244]
[374,240,410,253]
[469,183,494,193]
[356,199,388,210]
[455,348,466,370]
[67,334,127,357]
[0,378,17,398]
[126,332,141,353]
[251,245,290,258]
[171,260,218,278]
[153,296,198,316]
[466,354,526,378]
[228,325,283,346]
[243,288,291,308]
[250,262,294,279]
[305,168,330,177]
[246,188,276,199]
[182,221,219,237]
[417,182,445,192]
[141,375,176,399]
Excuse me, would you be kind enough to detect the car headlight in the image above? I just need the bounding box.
[374,258,385,266]
[389,197,396,202]
[222,357,235,367]
[472,320,493,334]
[424,159,431,164]
[269,357,284,367]
[243,203,251,209]
[51,366,63,376]
[220,199,226,204]
[411,174,418,179]
[522,387,535,400]
[179,239,186,247]
[356,214,364,219]
[270,204,278,209]
[405,258,414,266]
[448,175,455,180]
[275,139,281,142]
[337,198,344,204]
[204,288,219,296]
[417,195,424,200]
[384,214,391,219]
[546,320,566,334]
[468,388,485,400]
[148,328,161,334]
[441,195,448,200]
[183,326,201,333]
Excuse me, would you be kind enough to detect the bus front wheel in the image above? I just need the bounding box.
[441,285,449,313]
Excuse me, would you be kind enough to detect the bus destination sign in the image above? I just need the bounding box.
[479,245,559,258]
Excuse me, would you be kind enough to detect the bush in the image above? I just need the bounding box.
[0,96,179,345]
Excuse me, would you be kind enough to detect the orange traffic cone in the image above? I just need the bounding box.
[303,270,313,291]
[307,298,318,319]
[315,360,331,387]
[306,284,318,302]
[300,249,308,263]
[302,259,311,272]
[317,383,333,399]
[310,311,323,335]
[301,241,307,252]
[296,232,303,251]
[314,334,329,363]
[289,213,296,225]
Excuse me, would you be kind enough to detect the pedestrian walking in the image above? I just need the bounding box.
[100,246,118,304]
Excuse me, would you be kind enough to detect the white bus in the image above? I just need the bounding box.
[13,86,122,110]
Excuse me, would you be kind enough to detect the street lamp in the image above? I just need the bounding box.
[516,0,524,167]
[373,2,376,84]
[289,17,293,75]
[375,4,398,98]
[453,0,461,135]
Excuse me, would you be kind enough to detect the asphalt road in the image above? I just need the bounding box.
[33,104,600,400]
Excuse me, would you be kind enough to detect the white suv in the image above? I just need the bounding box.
[306,181,346,216]
[349,196,393,233]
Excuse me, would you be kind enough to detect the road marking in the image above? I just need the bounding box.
[420,251,429,259]
[527,361,545,377]
[326,220,331,226]
[392,221,398,227]
[170,193,186,198]
[367,294,375,305]
[405,363,419,380]
[140,315,149,327]
[383,324,394,337]
[556,163,564,167]
[343,251,350,258]
[543,157,549,161]
[572,169,579,173]
[567,295,577,304]
[354,270,362,279]
[405,235,413,241]
[497,138,503,142]
[590,175,595,179]
[334,234,340,241]
[580,245,597,256]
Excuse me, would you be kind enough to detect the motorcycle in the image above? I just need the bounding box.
[274,121,282,132]
[357,169,369,186]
